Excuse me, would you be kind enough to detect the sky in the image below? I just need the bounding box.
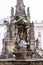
[0,0,43,52]
[0,0,43,22]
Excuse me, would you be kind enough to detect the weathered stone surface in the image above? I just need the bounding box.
[0,61,43,65]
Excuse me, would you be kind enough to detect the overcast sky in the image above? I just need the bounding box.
[0,0,43,22]
[0,0,43,52]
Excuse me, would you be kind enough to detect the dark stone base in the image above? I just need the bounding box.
[0,61,43,65]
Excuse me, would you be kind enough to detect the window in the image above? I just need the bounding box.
[38,32,41,37]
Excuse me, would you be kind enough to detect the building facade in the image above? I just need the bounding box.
[34,22,43,56]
